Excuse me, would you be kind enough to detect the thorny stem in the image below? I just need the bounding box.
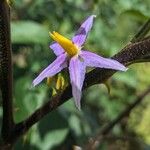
[0,0,14,144]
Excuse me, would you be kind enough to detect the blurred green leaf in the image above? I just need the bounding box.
[11,21,49,44]
[14,76,32,122]
[129,96,150,145]
[69,114,82,136]
[14,76,47,122]
[113,69,138,88]
[41,128,69,150]
[38,111,68,139]
[120,9,149,21]
[29,125,69,150]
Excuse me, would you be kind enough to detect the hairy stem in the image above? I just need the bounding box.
[0,0,14,142]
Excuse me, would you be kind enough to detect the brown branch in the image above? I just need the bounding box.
[84,87,150,150]
[0,0,14,143]
[6,37,150,144]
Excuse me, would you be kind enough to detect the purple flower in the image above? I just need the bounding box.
[33,15,127,110]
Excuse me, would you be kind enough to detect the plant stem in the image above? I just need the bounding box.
[0,0,14,143]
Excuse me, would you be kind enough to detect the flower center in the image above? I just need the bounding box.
[50,31,79,57]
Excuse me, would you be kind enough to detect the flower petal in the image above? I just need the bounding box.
[80,50,128,71]
[33,53,67,86]
[72,15,96,47]
[49,42,64,56]
[69,56,86,110]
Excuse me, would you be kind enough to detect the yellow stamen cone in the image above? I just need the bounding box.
[49,31,79,57]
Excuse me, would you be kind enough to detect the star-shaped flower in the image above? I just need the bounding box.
[33,15,127,109]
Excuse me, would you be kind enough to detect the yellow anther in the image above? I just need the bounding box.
[56,74,65,90]
[46,77,55,87]
[49,31,79,57]
[52,88,57,96]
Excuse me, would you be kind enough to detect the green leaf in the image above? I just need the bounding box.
[113,70,137,88]
[120,9,149,21]
[11,21,49,44]
[69,114,82,136]
[40,128,69,150]
[24,126,69,150]
[14,76,47,122]
[14,77,32,122]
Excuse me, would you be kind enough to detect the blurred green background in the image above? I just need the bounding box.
[1,0,150,149]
